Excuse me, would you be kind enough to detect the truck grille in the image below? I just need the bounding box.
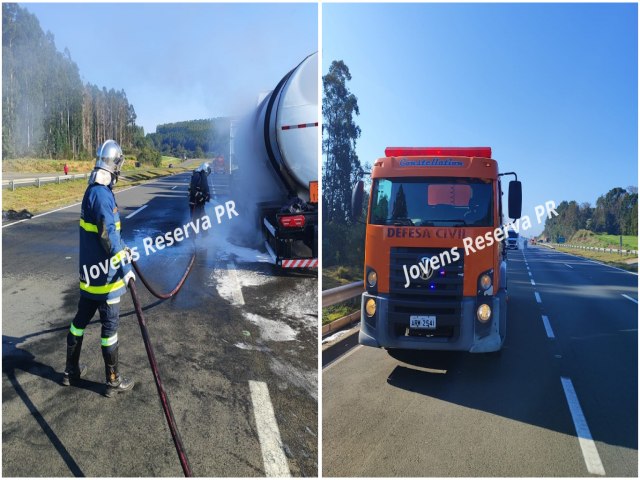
[388,247,464,339]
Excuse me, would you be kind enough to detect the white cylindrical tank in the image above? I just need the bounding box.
[254,52,318,199]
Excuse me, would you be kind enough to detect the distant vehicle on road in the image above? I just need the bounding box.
[507,230,519,250]
[213,155,227,175]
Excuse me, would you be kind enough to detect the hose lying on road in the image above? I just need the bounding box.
[127,250,196,477]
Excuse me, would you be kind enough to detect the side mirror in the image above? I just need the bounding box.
[351,180,365,221]
[508,180,522,219]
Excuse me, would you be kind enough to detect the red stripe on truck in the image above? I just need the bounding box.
[281,122,318,131]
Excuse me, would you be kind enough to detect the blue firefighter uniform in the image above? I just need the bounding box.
[64,151,135,396]
[78,183,131,300]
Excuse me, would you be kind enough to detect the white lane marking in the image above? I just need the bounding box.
[248,381,291,478]
[125,204,148,219]
[622,294,638,304]
[560,377,605,475]
[541,315,555,338]
[534,292,542,303]
[531,279,536,286]
[528,271,532,277]
[227,261,245,306]
[565,263,573,269]
[171,185,177,190]
[323,344,363,371]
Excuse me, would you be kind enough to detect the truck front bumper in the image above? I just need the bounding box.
[359,291,506,353]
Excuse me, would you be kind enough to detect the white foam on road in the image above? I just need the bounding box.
[248,380,291,477]
[234,342,269,352]
[226,261,245,306]
[272,281,318,330]
[269,357,317,401]
[244,313,297,342]
[560,377,606,476]
[322,329,351,344]
[211,263,275,305]
[214,237,272,264]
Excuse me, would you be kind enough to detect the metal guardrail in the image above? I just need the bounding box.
[3,173,90,190]
[550,243,638,255]
[322,281,364,308]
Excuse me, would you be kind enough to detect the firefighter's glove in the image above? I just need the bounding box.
[124,270,136,286]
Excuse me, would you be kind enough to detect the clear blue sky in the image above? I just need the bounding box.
[323,3,638,235]
[22,3,317,134]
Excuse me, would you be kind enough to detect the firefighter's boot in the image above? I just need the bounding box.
[63,335,87,386]
[103,344,134,398]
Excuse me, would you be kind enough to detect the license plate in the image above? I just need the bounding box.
[409,315,436,329]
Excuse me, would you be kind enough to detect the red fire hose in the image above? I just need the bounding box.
[127,252,196,477]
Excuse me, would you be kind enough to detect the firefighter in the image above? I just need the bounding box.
[63,139,135,397]
[188,162,211,212]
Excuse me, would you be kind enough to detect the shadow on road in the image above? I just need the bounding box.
[2,339,90,476]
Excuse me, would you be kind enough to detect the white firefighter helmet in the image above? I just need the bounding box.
[95,140,125,175]
[196,162,211,175]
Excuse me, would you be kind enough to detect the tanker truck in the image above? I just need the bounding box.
[231,53,318,269]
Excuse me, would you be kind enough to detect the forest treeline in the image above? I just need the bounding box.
[2,3,145,160]
[322,60,367,269]
[543,186,638,241]
[147,118,231,159]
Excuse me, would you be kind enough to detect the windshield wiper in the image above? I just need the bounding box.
[390,217,415,226]
[419,219,468,227]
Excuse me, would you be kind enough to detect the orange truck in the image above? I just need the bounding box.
[351,147,522,353]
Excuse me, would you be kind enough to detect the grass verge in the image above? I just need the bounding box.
[554,246,637,272]
[3,157,146,174]
[569,229,638,250]
[322,264,362,325]
[3,167,189,217]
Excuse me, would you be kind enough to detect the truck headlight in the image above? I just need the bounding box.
[367,270,377,288]
[365,298,377,317]
[480,274,492,290]
[477,304,491,322]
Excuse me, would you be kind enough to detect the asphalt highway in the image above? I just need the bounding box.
[3,172,318,476]
[322,245,637,477]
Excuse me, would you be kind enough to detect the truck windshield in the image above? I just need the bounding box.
[369,177,493,227]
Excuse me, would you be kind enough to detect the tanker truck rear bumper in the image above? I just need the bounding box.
[262,208,318,268]
[358,292,506,352]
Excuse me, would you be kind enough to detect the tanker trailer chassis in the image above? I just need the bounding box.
[261,199,318,268]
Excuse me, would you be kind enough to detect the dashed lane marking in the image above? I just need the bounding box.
[249,381,291,477]
[541,315,555,339]
[125,204,148,219]
[560,377,606,476]
[534,292,542,303]
[622,294,638,304]
[171,185,177,190]
[226,261,245,306]
[565,263,573,269]
[531,279,536,286]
